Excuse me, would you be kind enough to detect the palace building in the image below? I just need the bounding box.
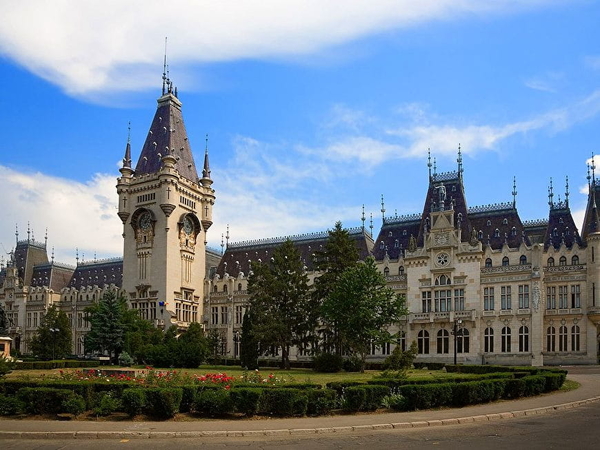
[1,78,599,365]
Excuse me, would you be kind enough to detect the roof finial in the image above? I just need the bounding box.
[592,153,596,184]
[548,178,554,208]
[162,37,168,95]
[221,233,225,255]
[587,161,592,190]
[226,224,230,248]
[202,133,211,180]
[512,176,517,208]
[457,143,463,178]
[433,157,437,178]
[427,148,432,180]
[51,246,55,263]
[380,194,386,221]
[44,228,48,248]
[565,176,570,207]
[361,204,366,233]
[75,247,79,265]
[15,223,18,245]
[369,213,373,238]
[27,222,31,242]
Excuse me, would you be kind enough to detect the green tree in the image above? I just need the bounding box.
[176,322,209,368]
[122,311,163,363]
[29,305,72,360]
[240,309,259,369]
[312,221,360,355]
[84,291,128,363]
[322,257,407,372]
[248,239,313,369]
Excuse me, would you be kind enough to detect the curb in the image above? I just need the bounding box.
[1,395,600,440]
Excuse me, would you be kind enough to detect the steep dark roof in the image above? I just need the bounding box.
[13,240,49,286]
[216,228,373,278]
[544,203,583,249]
[31,262,75,291]
[468,203,530,249]
[134,93,199,182]
[582,181,600,242]
[67,258,123,290]
[373,215,421,260]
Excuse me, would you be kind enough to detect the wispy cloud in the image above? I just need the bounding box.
[584,55,600,71]
[0,0,570,99]
[524,71,565,93]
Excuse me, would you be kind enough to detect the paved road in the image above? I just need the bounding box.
[1,400,599,449]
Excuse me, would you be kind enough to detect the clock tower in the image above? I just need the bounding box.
[116,78,215,329]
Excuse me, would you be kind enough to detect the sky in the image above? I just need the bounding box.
[1,0,600,265]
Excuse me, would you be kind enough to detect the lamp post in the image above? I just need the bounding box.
[453,319,463,365]
[49,327,59,362]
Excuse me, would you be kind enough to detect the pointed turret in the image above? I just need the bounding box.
[582,156,600,242]
[119,123,134,178]
[201,134,212,187]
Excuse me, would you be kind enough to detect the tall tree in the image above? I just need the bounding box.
[312,221,360,354]
[248,239,312,369]
[30,305,72,360]
[240,309,259,369]
[321,257,407,372]
[84,291,128,363]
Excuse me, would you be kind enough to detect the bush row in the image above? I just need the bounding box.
[15,360,101,370]
[445,364,568,377]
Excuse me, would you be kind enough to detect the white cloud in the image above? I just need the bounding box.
[524,71,565,93]
[0,0,569,99]
[0,166,122,265]
[584,55,600,71]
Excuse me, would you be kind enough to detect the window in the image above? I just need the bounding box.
[553,228,559,237]
[398,266,404,275]
[213,285,218,293]
[559,326,568,352]
[547,257,555,267]
[512,227,517,236]
[501,327,511,353]
[384,267,390,277]
[484,328,494,353]
[502,256,509,266]
[237,283,242,292]
[519,255,527,265]
[478,230,484,239]
[422,291,432,313]
[397,331,406,352]
[546,326,556,352]
[457,328,469,353]
[435,274,451,285]
[454,289,465,311]
[394,240,399,248]
[388,231,393,237]
[417,330,430,354]
[381,342,391,356]
[223,284,228,293]
[484,287,495,311]
[571,285,581,308]
[559,256,567,266]
[519,326,529,352]
[571,325,580,351]
[518,285,530,309]
[235,305,244,324]
[495,229,501,238]
[558,285,568,309]
[435,289,452,312]
[437,329,450,354]
[546,286,556,309]
[211,306,219,325]
[487,220,492,226]
[572,255,579,265]
[221,306,229,324]
[485,258,492,268]
[501,286,512,310]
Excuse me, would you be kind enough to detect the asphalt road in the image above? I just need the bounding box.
[1,399,599,450]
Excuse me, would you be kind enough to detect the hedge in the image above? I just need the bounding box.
[144,388,183,418]
[343,385,390,411]
[259,388,308,416]
[194,389,234,416]
[14,360,101,370]
[16,387,81,415]
[230,388,262,416]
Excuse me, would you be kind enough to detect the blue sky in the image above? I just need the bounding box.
[1,0,599,264]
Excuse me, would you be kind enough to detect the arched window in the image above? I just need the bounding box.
[437,329,449,354]
[417,330,430,354]
[501,327,511,353]
[380,242,385,249]
[571,325,580,351]
[213,285,218,293]
[457,328,469,353]
[384,267,390,277]
[494,228,501,238]
[559,256,567,266]
[237,283,242,292]
[559,218,564,224]
[519,255,527,265]
[388,231,393,237]
[502,256,509,266]
[553,228,559,237]
[547,326,556,352]
[398,266,404,275]
[512,227,517,236]
[403,230,407,236]
[485,258,492,268]
[478,230,484,239]
[394,239,399,248]
[519,326,529,352]
[571,255,579,265]
[223,285,228,294]
[559,326,568,352]
[484,327,494,353]
[487,220,492,226]
[547,257,555,267]
[503,218,508,225]
[457,213,463,222]
[435,274,451,285]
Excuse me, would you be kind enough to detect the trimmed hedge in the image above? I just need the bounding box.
[0,394,24,416]
[145,388,183,418]
[122,389,146,417]
[14,360,101,370]
[259,389,308,416]
[194,389,234,416]
[230,388,262,416]
[17,387,78,414]
[343,385,390,411]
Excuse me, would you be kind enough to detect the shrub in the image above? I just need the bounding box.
[522,375,546,397]
[118,351,134,366]
[122,389,146,417]
[62,394,86,416]
[362,385,390,411]
[259,389,308,416]
[343,386,366,411]
[383,341,418,373]
[0,394,24,415]
[93,392,122,416]
[0,356,15,378]
[543,372,566,392]
[313,353,343,373]
[398,383,453,410]
[343,355,363,373]
[306,389,337,416]
[145,388,183,418]
[382,393,408,411]
[194,389,233,416]
[17,387,75,414]
[503,379,526,399]
[230,388,262,416]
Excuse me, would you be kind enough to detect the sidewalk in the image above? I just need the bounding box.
[1,369,599,439]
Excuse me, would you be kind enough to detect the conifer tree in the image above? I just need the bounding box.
[30,305,72,360]
[240,309,259,370]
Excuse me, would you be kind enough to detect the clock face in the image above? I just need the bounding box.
[139,212,152,231]
[436,252,450,267]
[183,216,194,235]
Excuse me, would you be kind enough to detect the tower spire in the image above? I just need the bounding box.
[380,194,386,221]
[548,178,554,208]
[592,153,596,185]
[427,148,432,180]
[162,37,168,95]
[512,176,517,208]
[201,133,212,182]
[457,143,463,179]
[122,122,132,170]
[361,204,366,233]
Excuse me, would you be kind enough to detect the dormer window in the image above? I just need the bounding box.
[559,256,567,266]
[394,239,399,248]
[487,220,492,226]
[547,257,555,267]
[502,256,509,266]
[478,230,484,239]
[559,218,564,224]
[503,218,508,225]
[512,227,517,236]
[494,229,500,238]
[485,258,492,268]
[572,255,579,265]
[380,242,385,249]
[388,231,393,237]
[553,228,559,237]
[403,230,407,236]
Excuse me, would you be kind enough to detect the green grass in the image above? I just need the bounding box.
[560,379,580,392]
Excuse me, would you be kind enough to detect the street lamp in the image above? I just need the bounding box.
[452,319,463,365]
[49,327,59,362]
